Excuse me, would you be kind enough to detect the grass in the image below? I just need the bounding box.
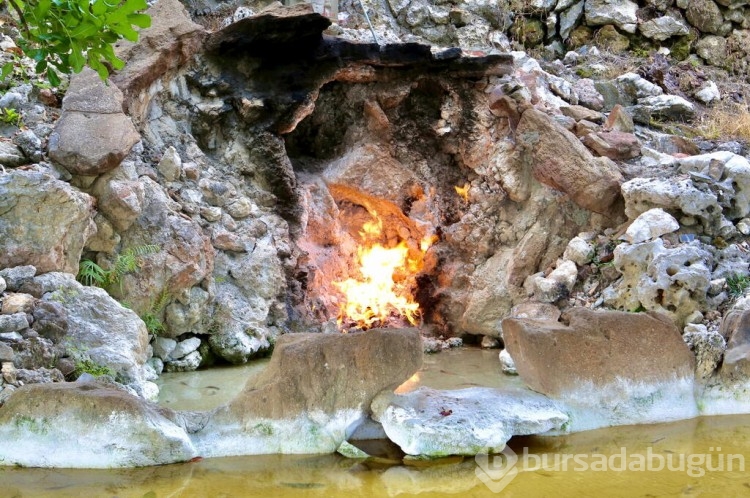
[697,101,750,142]
[727,273,750,299]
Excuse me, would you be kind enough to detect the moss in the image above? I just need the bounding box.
[671,36,693,61]
[13,415,49,435]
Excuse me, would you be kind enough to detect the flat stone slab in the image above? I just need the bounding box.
[371,386,568,456]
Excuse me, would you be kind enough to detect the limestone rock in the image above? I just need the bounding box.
[639,14,690,41]
[679,151,750,220]
[559,1,585,40]
[0,381,196,468]
[157,146,182,182]
[573,78,604,111]
[0,171,96,274]
[585,0,639,32]
[529,260,578,303]
[623,208,680,244]
[720,310,750,381]
[170,337,201,360]
[603,104,635,133]
[683,324,725,380]
[0,313,28,333]
[371,387,568,456]
[695,36,728,66]
[516,108,623,215]
[0,141,27,167]
[0,266,36,292]
[34,273,150,388]
[695,81,721,105]
[616,73,664,101]
[48,69,141,176]
[499,349,518,375]
[563,236,594,265]
[193,328,422,457]
[635,95,695,122]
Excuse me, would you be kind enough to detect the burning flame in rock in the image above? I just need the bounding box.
[455,183,470,202]
[334,214,435,329]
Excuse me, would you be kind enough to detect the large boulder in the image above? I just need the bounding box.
[48,69,141,176]
[503,307,698,430]
[371,386,568,456]
[0,171,96,274]
[192,328,422,457]
[516,108,623,216]
[0,381,196,468]
[33,273,151,391]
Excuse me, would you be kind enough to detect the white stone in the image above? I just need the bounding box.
[695,81,721,105]
[372,387,568,456]
[152,337,177,360]
[623,208,680,244]
[639,14,690,41]
[617,72,664,98]
[563,236,594,266]
[585,0,639,31]
[157,146,182,182]
[499,349,518,375]
[170,337,201,360]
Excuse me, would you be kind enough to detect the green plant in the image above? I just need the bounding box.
[140,289,169,336]
[1,0,151,86]
[66,345,116,379]
[727,273,750,299]
[76,244,159,289]
[0,107,22,126]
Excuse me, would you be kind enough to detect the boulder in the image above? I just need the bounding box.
[516,108,623,215]
[0,171,96,274]
[0,141,26,167]
[192,328,422,457]
[503,308,697,429]
[581,131,641,160]
[34,273,151,389]
[683,323,725,380]
[622,208,680,244]
[639,14,690,41]
[48,69,141,176]
[0,381,196,468]
[585,0,639,33]
[371,386,568,456]
[686,0,725,34]
[679,151,750,220]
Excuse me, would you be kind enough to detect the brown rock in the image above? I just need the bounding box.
[1,293,35,314]
[719,310,750,381]
[516,108,623,215]
[581,131,641,160]
[212,229,248,252]
[603,104,635,133]
[574,119,600,137]
[111,0,207,124]
[560,105,604,123]
[503,307,695,397]
[218,328,422,420]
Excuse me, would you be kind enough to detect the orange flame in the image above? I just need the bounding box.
[334,214,434,329]
[455,183,470,202]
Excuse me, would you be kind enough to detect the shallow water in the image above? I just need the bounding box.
[4,348,750,497]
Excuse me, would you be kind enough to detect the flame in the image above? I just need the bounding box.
[455,183,470,202]
[334,214,434,329]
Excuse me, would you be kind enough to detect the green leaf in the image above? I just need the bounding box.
[0,62,13,81]
[48,69,61,87]
[91,0,109,16]
[127,13,151,29]
[33,0,53,19]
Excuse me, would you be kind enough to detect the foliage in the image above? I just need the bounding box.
[140,289,170,336]
[727,273,750,299]
[76,244,159,289]
[1,0,151,85]
[67,345,116,379]
[0,106,22,126]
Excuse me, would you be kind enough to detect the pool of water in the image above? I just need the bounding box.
[4,348,750,497]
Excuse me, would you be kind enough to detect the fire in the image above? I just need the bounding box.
[334,214,435,329]
[455,183,470,202]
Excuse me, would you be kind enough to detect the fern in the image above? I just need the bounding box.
[140,290,170,336]
[77,260,108,287]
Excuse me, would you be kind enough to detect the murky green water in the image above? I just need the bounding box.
[4,348,750,497]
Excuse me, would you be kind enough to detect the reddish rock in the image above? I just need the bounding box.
[516,108,624,216]
[603,104,635,133]
[720,310,750,381]
[503,307,695,397]
[582,131,642,160]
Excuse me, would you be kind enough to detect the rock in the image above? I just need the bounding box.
[515,108,623,215]
[603,104,635,133]
[639,13,690,41]
[560,104,603,123]
[35,273,150,388]
[48,69,141,176]
[459,250,514,338]
[573,78,604,111]
[0,313,29,333]
[371,387,568,456]
[563,236,594,265]
[679,151,750,220]
[111,0,207,124]
[152,337,177,360]
[480,336,500,349]
[616,73,664,101]
[0,343,13,362]
[164,350,201,372]
[0,171,96,274]
[683,324,725,380]
[0,381,196,468]
[635,95,695,122]
[499,349,518,375]
[157,146,182,182]
[192,328,422,457]
[559,1,585,41]
[504,308,697,428]
[13,130,43,163]
[623,208,680,244]
[529,260,578,303]
[0,266,36,292]
[604,239,712,326]
[695,36,728,66]
[337,440,369,459]
[31,301,68,342]
[581,131,641,160]
[720,310,750,381]
[594,24,631,52]
[622,177,722,234]
[686,0,724,34]
[585,0,639,33]
[170,337,201,360]
[0,277,5,294]
[0,141,27,167]
[509,302,562,322]
[1,293,35,314]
